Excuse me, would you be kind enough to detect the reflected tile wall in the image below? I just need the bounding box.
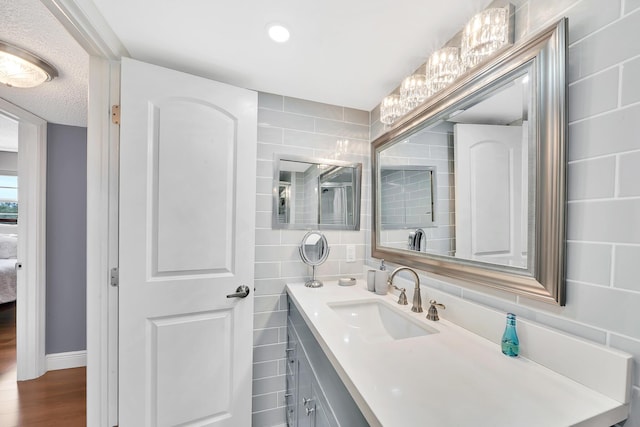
[378,125,455,254]
[252,92,370,426]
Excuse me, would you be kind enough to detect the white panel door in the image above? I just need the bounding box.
[119,57,257,427]
[454,123,526,268]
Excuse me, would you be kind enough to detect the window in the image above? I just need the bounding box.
[0,175,18,223]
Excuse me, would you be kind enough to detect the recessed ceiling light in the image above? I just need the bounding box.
[267,24,290,43]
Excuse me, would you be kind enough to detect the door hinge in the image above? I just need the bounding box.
[110,267,119,287]
[111,105,120,125]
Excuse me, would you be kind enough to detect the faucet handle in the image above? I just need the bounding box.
[397,288,408,305]
[426,299,446,321]
[389,283,408,305]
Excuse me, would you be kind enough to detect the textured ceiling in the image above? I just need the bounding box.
[0,0,89,127]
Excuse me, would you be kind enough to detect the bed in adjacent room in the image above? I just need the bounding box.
[0,234,17,304]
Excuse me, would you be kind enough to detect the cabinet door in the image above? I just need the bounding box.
[297,351,313,427]
[286,366,297,427]
[286,320,298,426]
[310,381,335,427]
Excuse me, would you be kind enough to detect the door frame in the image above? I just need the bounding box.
[0,98,47,381]
[40,1,128,425]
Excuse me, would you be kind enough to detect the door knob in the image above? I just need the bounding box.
[226,285,250,299]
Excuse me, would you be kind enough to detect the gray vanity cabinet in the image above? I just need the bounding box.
[286,295,369,427]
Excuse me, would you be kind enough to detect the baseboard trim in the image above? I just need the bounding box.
[46,350,87,371]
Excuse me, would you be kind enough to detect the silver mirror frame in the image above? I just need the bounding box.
[272,154,363,231]
[299,231,330,288]
[372,18,567,305]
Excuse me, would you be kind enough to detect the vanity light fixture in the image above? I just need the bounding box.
[376,5,513,126]
[379,94,403,125]
[425,47,462,94]
[399,73,429,114]
[0,41,58,88]
[460,7,511,70]
[267,24,290,43]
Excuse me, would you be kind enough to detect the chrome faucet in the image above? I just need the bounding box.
[410,228,426,251]
[387,267,423,313]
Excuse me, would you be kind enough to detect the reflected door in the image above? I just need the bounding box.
[119,58,257,426]
[454,123,527,268]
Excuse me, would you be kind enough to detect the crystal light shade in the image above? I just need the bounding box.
[375,5,512,127]
[379,94,403,125]
[0,42,58,88]
[461,7,510,70]
[400,73,429,114]
[425,47,461,94]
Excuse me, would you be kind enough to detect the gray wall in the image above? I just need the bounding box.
[169,1,639,425]
[369,1,640,426]
[252,93,369,426]
[46,123,87,354]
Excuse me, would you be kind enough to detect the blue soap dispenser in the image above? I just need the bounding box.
[501,313,520,357]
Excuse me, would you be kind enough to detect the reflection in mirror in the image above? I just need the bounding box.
[378,69,531,268]
[380,165,438,253]
[273,155,362,230]
[299,231,330,288]
[372,19,567,305]
[380,166,436,230]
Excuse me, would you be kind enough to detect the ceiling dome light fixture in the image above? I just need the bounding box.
[0,41,58,88]
[267,24,290,43]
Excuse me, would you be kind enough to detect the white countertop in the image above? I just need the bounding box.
[286,281,629,427]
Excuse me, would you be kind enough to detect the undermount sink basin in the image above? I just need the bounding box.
[328,300,438,343]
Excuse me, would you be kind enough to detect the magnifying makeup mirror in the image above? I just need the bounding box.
[299,231,330,288]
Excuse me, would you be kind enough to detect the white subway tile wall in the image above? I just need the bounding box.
[252,93,369,426]
[369,2,640,426]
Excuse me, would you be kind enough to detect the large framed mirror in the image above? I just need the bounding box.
[273,154,362,230]
[372,18,567,305]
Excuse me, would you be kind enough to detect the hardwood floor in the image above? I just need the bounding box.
[0,302,86,426]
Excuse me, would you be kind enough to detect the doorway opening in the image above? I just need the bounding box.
[0,112,20,388]
[0,99,47,382]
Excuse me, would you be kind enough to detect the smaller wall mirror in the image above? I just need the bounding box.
[273,155,362,230]
[299,231,330,288]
